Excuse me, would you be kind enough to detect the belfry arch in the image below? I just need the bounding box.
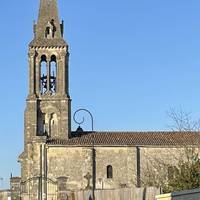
[40,55,47,94]
[50,55,57,93]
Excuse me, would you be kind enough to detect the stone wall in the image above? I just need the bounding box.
[47,147,92,190]
[47,146,137,191]
[10,177,21,200]
[47,145,193,191]
[20,144,197,199]
[0,190,10,200]
[140,147,185,186]
[95,147,136,189]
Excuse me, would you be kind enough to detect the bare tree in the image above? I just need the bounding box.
[167,108,200,131]
[141,108,200,193]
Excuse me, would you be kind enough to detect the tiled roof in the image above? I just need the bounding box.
[47,131,200,147]
[29,38,67,48]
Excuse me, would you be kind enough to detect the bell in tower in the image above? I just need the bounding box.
[26,0,71,142]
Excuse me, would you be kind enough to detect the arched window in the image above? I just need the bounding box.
[45,20,56,38]
[50,19,56,38]
[40,55,47,94]
[50,55,57,93]
[45,27,51,38]
[107,165,113,179]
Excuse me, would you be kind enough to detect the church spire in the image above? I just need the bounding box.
[30,0,66,47]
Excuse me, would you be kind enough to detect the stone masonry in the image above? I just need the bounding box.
[8,0,200,199]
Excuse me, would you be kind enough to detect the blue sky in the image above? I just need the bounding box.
[1,0,200,188]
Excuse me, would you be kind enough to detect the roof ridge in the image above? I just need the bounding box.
[86,131,200,134]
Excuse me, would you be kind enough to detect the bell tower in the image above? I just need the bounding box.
[18,1,71,199]
[26,0,71,144]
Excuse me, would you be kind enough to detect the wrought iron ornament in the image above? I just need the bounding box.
[73,108,94,131]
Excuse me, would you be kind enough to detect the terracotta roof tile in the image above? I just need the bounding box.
[47,131,200,146]
[29,38,67,48]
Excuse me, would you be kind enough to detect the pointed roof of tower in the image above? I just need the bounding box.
[29,0,67,47]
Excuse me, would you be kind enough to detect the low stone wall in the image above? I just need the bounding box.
[0,190,10,200]
[156,188,200,200]
[67,187,160,200]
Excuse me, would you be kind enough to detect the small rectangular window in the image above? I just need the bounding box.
[107,165,113,179]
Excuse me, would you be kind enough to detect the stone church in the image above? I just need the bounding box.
[8,0,200,199]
